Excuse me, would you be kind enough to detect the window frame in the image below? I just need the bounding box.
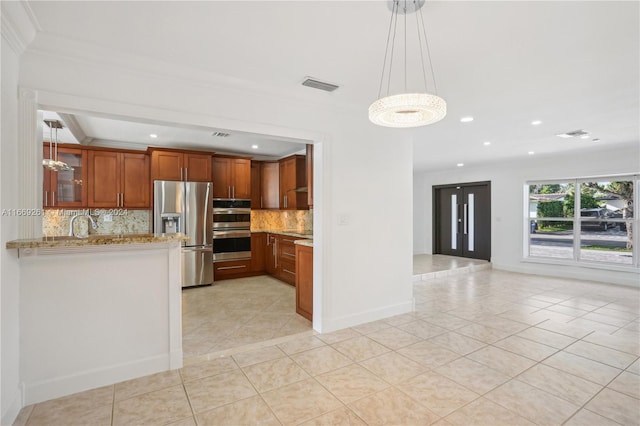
[524,174,639,271]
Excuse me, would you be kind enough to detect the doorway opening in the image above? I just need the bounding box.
[433,181,491,261]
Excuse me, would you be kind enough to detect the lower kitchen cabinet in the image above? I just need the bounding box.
[295,244,313,321]
[266,233,278,276]
[264,233,297,285]
[213,259,252,280]
[277,236,298,286]
[251,232,266,272]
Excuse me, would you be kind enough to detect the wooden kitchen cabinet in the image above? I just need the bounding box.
[149,148,212,182]
[213,259,252,280]
[306,144,313,208]
[265,233,278,276]
[251,232,266,272]
[278,236,297,285]
[87,150,150,208]
[279,155,308,210]
[42,145,87,208]
[261,162,280,209]
[250,162,261,209]
[212,156,251,199]
[251,161,279,209]
[296,244,313,321]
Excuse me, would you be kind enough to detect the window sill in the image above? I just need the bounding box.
[522,256,639,274]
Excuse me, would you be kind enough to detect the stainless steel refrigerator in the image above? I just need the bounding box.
[153,180,213,288]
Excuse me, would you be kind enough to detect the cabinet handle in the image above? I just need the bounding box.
[228,186,231,198]
[283,253,295,258]
[120,193,124,207]
[282,268,295,275]
[52,191,55,206]
[44,191,48,207]
[185,168,188,182]
[260,196,263,209]
[217,265,247,271]
[233,186,235,199]
[274,239,278,268]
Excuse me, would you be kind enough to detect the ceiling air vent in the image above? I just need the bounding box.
[212,132,230,137]
[556,129,589,138]
[302,77,339,92]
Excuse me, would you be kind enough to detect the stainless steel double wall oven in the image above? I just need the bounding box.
[212,198,251,262]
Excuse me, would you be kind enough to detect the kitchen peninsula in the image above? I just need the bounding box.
[6,233,186,405]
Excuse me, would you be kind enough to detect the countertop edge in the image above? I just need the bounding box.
[251,229,313,239]
[6,233,189,249]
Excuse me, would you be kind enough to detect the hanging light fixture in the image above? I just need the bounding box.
[369,0,446,128]
[42,119,74,171]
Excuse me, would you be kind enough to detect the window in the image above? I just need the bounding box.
[526,176,638,269]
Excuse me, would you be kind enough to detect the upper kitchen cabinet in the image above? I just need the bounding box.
[250,161,261,209]
[87,149,150,208]
[212,155,251,199]
[149,148,212,182]
[43,145,87,208]
[306,144,313,208]
[279,154,308,210]
[250,161,279,209]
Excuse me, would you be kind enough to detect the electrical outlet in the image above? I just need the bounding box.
[338,214,350,226]
[103,214,113,222]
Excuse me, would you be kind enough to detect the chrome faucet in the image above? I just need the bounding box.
[69,214,98,237]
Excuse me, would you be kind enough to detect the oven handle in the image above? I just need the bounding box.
[213,208,251,214]
[213,230,252,239]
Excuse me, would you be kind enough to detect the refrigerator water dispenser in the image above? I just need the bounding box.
[161,213,181,234]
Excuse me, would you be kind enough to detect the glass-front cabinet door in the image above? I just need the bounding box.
[43,146,87,208]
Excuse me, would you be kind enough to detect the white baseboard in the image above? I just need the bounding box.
[492,262,640,288]
[320,299,413,333]
[1,392,22,426]
[22,354,174,406]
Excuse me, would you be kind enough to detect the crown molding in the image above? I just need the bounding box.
[1,1,40,55]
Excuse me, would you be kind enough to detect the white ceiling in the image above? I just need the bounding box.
[28,1,639,170]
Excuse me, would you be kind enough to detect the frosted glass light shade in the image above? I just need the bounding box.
[368,93,447,128]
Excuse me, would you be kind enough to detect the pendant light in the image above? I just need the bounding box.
[42,119,74,171]
[369,0,446,128]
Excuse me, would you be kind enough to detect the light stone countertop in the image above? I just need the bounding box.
[294,239,313,247]
[251,229,313,239]
[6,233,189,249]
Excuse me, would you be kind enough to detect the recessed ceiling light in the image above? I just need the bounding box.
[457,163,464,167]
[149,134,158,138]
[251,145,259,149]
[483,141,491,146]
[531,120,542,126]
[460,117,474,123]
[592,138,601,142]
[528,151,535,155]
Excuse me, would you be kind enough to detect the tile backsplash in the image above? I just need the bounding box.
[43,209,151,237]
[250,209,312,233]
[43,208,311,237]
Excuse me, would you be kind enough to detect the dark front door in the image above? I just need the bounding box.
[434,182,491,261]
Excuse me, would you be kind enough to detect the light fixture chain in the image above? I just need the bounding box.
[415,1,429,92]
[386,1,400,97]
[377,0,398,99]
[418,3,439,95]
[404,0,407,94]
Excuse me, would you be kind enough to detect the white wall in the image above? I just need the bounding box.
[414,144,640,286]
[1,37,23,425]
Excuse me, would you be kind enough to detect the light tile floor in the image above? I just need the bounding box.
[182,275,312,358]
[14,265,640,425]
